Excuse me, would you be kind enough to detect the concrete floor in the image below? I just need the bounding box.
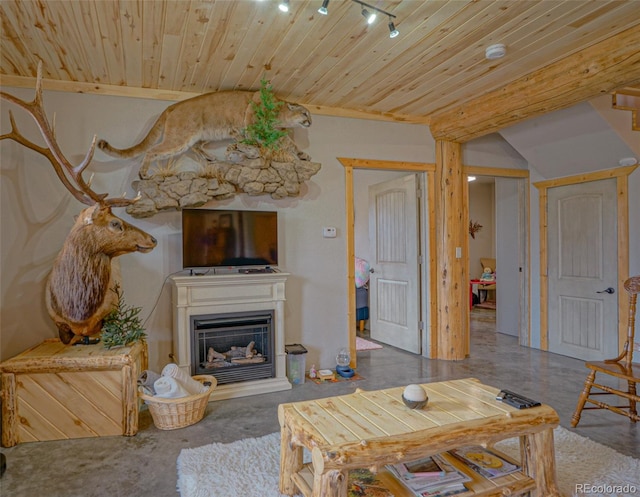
[1,308,638,496]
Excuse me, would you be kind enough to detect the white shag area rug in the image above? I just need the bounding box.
[177,426,639,497]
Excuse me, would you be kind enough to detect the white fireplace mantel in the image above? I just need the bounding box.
[170,271,292,401]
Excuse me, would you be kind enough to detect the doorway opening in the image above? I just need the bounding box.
[534,165,636,357]
[465,168,530,350]
[342,160,530,366]
[340,158,434,368]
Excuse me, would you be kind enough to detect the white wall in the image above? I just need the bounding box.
[499,102,636,178]
[289,116,436,368]
[630,171,640,278]
[463,133,529,169]
[468,182,495,279]
[5,87,632,371]
[0,88,442,371]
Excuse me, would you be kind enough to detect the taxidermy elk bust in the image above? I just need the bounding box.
[0,62,157,345]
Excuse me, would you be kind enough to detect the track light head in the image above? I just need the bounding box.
[318,0,329,15]
[388,21,399,38]
[362,8,376,24]
[278,0,290,13]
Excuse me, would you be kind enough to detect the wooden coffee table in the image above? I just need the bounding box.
[278,378,561,497]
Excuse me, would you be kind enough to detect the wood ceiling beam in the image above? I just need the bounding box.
[307,104,430,125]
[429,24,640,143]
[0,75,203,102]
[0,75,430,126]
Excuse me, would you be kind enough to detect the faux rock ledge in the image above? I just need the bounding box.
[126,143,321,218]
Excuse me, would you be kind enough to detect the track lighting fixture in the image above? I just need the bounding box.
[388,20,399,38]
[351,1,398,35]
[292,1,401,37]
[318,0,329,15]
[278,0,289,13]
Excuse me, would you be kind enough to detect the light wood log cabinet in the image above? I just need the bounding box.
[0,339,147,447]
[278,378,561,497]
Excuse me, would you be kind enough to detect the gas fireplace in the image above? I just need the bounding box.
[170,271,291,401]
[191,310,275,384]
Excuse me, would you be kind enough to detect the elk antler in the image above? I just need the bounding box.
[0,60,138,207]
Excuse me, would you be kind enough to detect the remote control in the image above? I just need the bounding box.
[496,389,541,409]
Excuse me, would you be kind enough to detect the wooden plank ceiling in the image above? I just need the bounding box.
[1,0,640,141]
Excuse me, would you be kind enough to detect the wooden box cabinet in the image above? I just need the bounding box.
[0,338,148,447]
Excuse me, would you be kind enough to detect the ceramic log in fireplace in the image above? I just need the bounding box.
[191,310,275,384]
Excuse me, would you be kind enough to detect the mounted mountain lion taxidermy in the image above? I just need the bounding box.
[97,90,312,178]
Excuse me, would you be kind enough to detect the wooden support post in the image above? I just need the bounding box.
[279,424,302,495]
[344,165,357,369]
[434,140,467,360]
[122,364,137,436]
[525,428,561,497]
[312,469,347,497]
[1,373,17,447]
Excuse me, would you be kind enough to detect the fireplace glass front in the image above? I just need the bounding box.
[191,310,275,384]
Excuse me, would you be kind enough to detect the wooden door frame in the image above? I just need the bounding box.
[534,165,637,352]
[340,159,531,366]
[339,158,435,368]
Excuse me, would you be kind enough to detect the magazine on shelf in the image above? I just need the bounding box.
[419,485,468,497]
[448,446,521,479]
[348,468,396,497]
[386,453,470,497]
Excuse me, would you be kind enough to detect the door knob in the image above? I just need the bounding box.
[369,268,375,273]
[596,287,615,294]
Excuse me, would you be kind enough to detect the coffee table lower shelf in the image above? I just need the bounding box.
[292,463,536,497]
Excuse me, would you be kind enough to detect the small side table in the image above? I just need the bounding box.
[470,278,496,309]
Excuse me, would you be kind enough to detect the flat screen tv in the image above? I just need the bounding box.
[182,208,278,270]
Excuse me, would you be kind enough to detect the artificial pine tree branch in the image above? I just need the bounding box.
[241,79,288,151]
[101,284,146,349]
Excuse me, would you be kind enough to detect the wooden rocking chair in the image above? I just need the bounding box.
[571,275,640,426]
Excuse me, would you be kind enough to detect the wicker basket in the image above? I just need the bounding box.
[139,374,217,430]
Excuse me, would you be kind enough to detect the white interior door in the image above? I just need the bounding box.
[368,174,421,353]
[495,178,521,337]
[547,178,618,361]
